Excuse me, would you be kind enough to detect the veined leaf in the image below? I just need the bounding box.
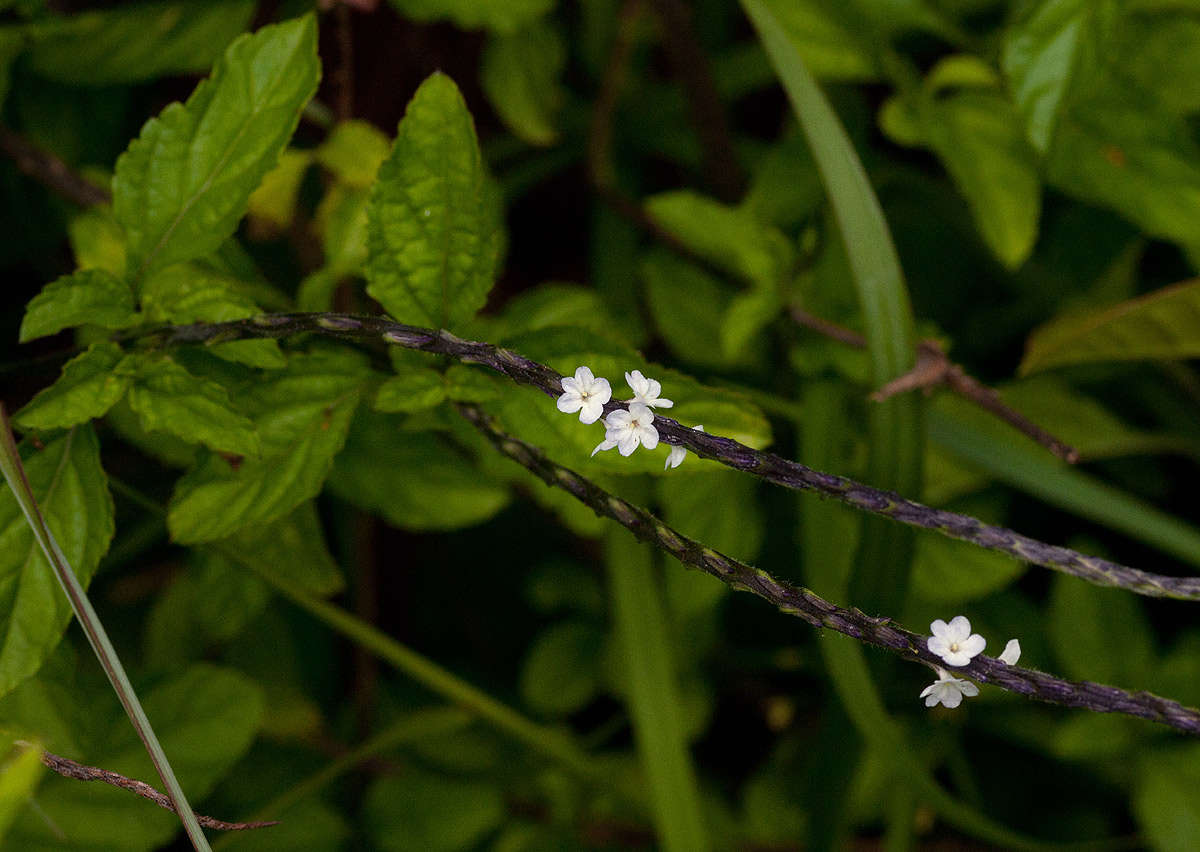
[0,426,113,697]
[167,350,367,543]
[385,0,553,35]
[26,0,254,85]
[373,369,447,413]
[14,343,135,431]
[481,20,566,146]
[1022,278,1200,373]
[112,14,320,282]
[19,269,136,343]
[367,72,503,330]
[126,355,261,457]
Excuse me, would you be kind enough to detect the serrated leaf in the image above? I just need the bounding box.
[385,0,553,35]
[1022,278,1200,373]
[112,15,320,281]
[26,0,255,85]
[126,355,261,457]
[2,664,263,851]
[315,119,390,187]
[374,369,447,413]
[329,408,510,531]
[481,20,566,146]
[19,269,136,342]
[15,343,135,431]
[0,426,113,697]
[365,768,505,852]
[367,72,503,329]
[167,350,367,543]
[247,147,314,229]
[520,621,603,716]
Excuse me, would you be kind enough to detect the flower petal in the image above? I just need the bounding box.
[947,615,972,640]
[557,395,582,413]
[999,639,1021,665]
[959,634,986,658]
[639,425,659,450]
[929,619,949,637]
[575,366,594,385]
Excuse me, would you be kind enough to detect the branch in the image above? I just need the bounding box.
[127,312,1200,601]
[457,404,1200,736]
[36,749,278,832]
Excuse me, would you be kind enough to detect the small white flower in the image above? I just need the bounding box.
[920,667,979,709]
[593,403,658,457]
[665,425,704,470]
[998,638,1021,665]
[927,616,986,667]
[624,370,673,409]
[557,366,612,425]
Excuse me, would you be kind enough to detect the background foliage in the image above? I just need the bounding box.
[2,0,1200,849]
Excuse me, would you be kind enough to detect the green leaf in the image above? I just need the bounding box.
[481,20,566,146]
[0,745,43,842]
[752,0,877,81]
[225,501,344,597]
[314,119,390,188]
[658,470,763,562]
[491,283,613,338]
[444,365,503,403]
[1134,744,1200,852]
[365,768,505,852]
[19,269,136,342]
[519,620,603,716]
[1021,278,1200,373]
[167,350,367,543]
[329,409,510,531]
[367,72,503,329]
[373,368,447,413]
[26,0,255,85]
[112,14,320,281]
[14,343,135,431]
[68,208,127,278]
[247,148,314,229]
[385,0,553,35]
[315,184,370,276]
[126,355,261,457]
[910,527,1027,604]
[642,252,748,368]
[0,426,113,697]
[1048,572,1154,685]
[3,664,262,851]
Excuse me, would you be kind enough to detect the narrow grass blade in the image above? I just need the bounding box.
[0,407,211,851]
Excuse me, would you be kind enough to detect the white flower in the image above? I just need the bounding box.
[592,403,658,457]
[998,638,1021,665]
[665,425,704,470]
[624,370,673,409]
[927,616,986,667]
[557,366,612,425]
[920,667,979,709]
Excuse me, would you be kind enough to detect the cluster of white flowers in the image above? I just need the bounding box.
[921,615,1022,710]
[557,366,702,470]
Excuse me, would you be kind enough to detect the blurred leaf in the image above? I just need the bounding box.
[315,119,390,188]
[481,20,566,146]
[0,426,112,698]
[751,0,877,81]
[0,745,42,842]
[1048,571,1155,685]
[642,251,749,369]
[374,368,448,413]
[740,129,823,229]
[14,343,135,431]
[1134,744,1200,852]
[247,148,313,230]
[227,501,345,596]
[26,0,255,85]
[329,408,510,531]
[364,768,505,852]
[0,30,22,111]
[491,283,613,338]
[18,269,136,342]
[519,620,603,716]
[658,469,763,562]
[386,0,553,35]
[910,528,1027,604]
[367,72,503,329]
[444,365,503,403]
[315,184,370,276]
[67,209,127,278]
[168,349,367,543]
[126,355,261,457]
[1022,278,1200,373]
[1051,713,1142,760]
[113,15,319,281]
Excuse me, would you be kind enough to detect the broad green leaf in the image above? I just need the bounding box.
[247,148,313,229]
[367,72,503,329]
[328,409,510,531]
[0,426,113,697]
[0,745,42,841]
[18,269,136,342]
[491,283,613,338]
[126,355,261,457]
[385,0,553,35]
[443,365,503,402]
[113,15,320,281]
[519,620,603,716]
[753,0,877,81]
[1134,744,1200,852]
[26,0,254,85]
[3,664,263,851]
[373,369,447,413]
[642,252,747,368]
[910,527,1027,604]
[1048,572,1154,685]
[142,263,285,368]
[14,343,134,431]
[658,470,763,563]
[168,350,367,543]
[481,20,566,146]
[226,501,344,597]
[1021,278,1200,373]
[314,119,390,188]
[67,208,127,277]
[740,129,823,230]
[365,769,505,852]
